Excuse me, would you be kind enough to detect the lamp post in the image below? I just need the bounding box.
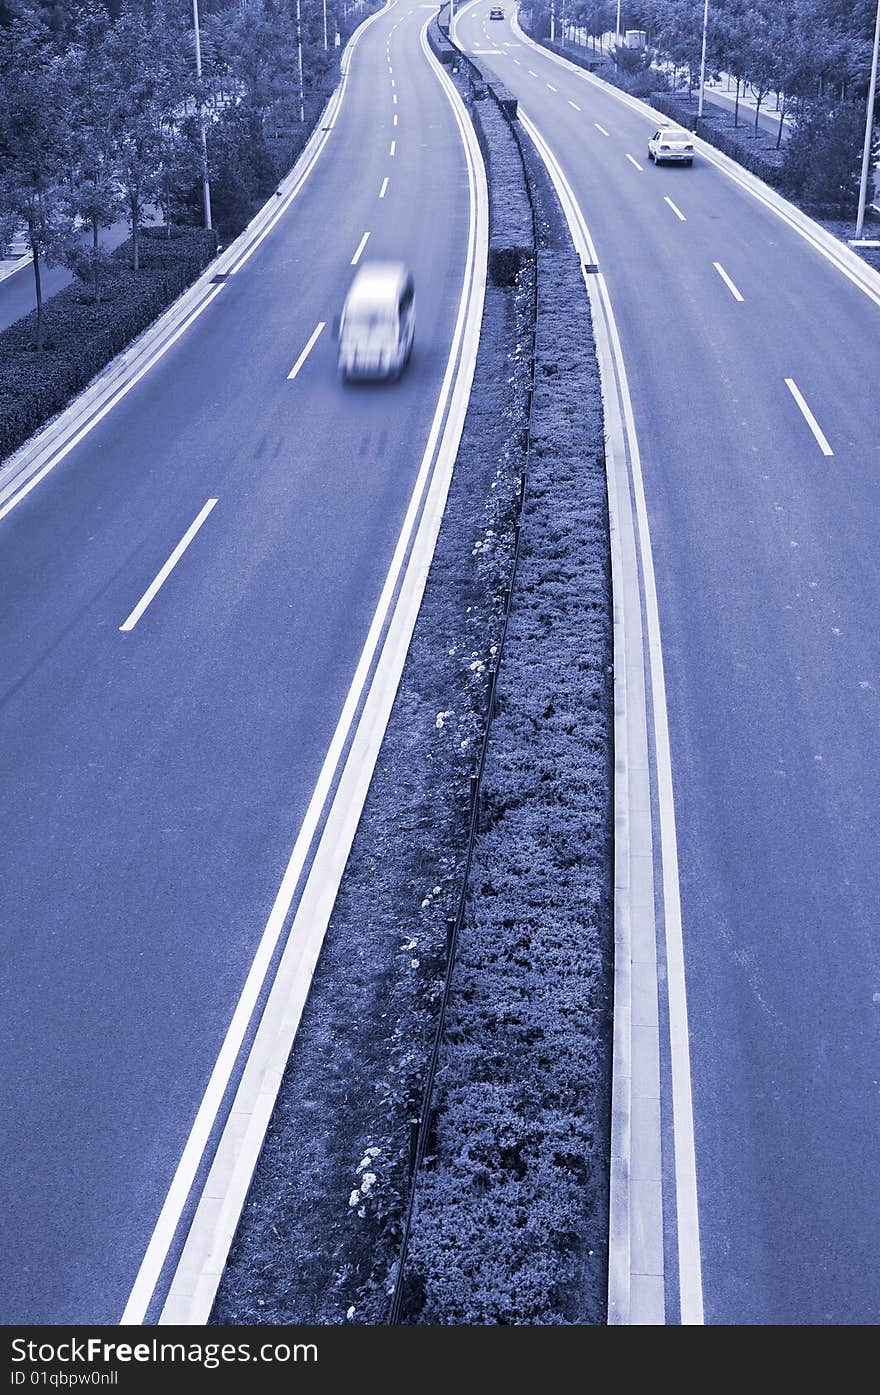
[323,0,328,51]
[192,0,212,231]
[296,0,305,125]
[697,0,710,120]
[855,0,880,239]
[615,0,621,47]
[550,0,555,42]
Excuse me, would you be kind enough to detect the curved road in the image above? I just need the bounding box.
[0,0,479,1323]
[461,2,880,1325]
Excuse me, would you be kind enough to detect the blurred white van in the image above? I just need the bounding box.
[338,261,415,381]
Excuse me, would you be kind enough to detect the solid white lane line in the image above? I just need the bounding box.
[547,82,558,91]
[595,122,609,135]
[713,261,744,301]
[664,195,686,221]
[626,153,644,170]
[390,140,396,155]
[119,499,217,632]
[287,321,325,380]
[785,378,834,455]
[379,176,389,198]
[351,231,370,265]
[569,99,581,110]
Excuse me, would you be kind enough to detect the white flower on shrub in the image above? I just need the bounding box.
[349,1189,360,1208]
[410,958,420,968]
[346,1306,356,1320]
[360,1172,377,1193]
[435,709,453,729]
[403,937,418,951]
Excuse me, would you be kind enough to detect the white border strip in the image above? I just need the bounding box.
[141,13,488,1327]
[785,377,834,456]
[119,499,217,631]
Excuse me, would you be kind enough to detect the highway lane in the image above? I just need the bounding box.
[461,4,880,1324]
[0,0,478,1323]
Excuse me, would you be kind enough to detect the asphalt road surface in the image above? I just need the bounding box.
[462,2,880,1325]
[0,0,475,1323]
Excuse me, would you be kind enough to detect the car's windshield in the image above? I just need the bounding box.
[661,133,691,144]
[346,308,396,332]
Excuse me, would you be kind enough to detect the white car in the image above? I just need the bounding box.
[337,262,415,382]
[647,126,695,165]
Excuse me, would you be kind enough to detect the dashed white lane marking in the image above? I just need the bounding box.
[595,121,609,135]
[664,195,687,221]
[713,261,744,301]
[528,68,538,76]
[547,82,558,91]
[391,78,395,87]
[569,99,581,110]
[393,112,398,125]
[351,231,370,265]
[626,153,644,170]
[119,499,217,632]
[379,176,389,199]
[287,321,325,380]
[393,93,398,104]
[785,378,834,456]
[390,140,396,155]
[512,56,520,63]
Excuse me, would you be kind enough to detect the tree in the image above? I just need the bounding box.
[103,0,197,270]
[0,10,74,348]
[63,0,121,300]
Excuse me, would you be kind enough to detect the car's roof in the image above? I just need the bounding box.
[346,261,412,305]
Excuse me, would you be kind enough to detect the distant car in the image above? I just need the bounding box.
[647,126,695,165]
[489,6,504,17]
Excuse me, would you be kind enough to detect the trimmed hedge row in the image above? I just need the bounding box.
[0,227,217,466]
[403,107,613,1324]
[469,98,534,286]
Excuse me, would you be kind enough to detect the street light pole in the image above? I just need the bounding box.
[296,0,305,125]
[323,0,328,51]
[855,0,880,239]
[615,0,621,47]
[192,0,212,231]
[550,0,555,42]
[697,0,710,120]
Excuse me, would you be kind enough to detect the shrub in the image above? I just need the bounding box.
[0,226,216,465]
[782,100,866,214]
